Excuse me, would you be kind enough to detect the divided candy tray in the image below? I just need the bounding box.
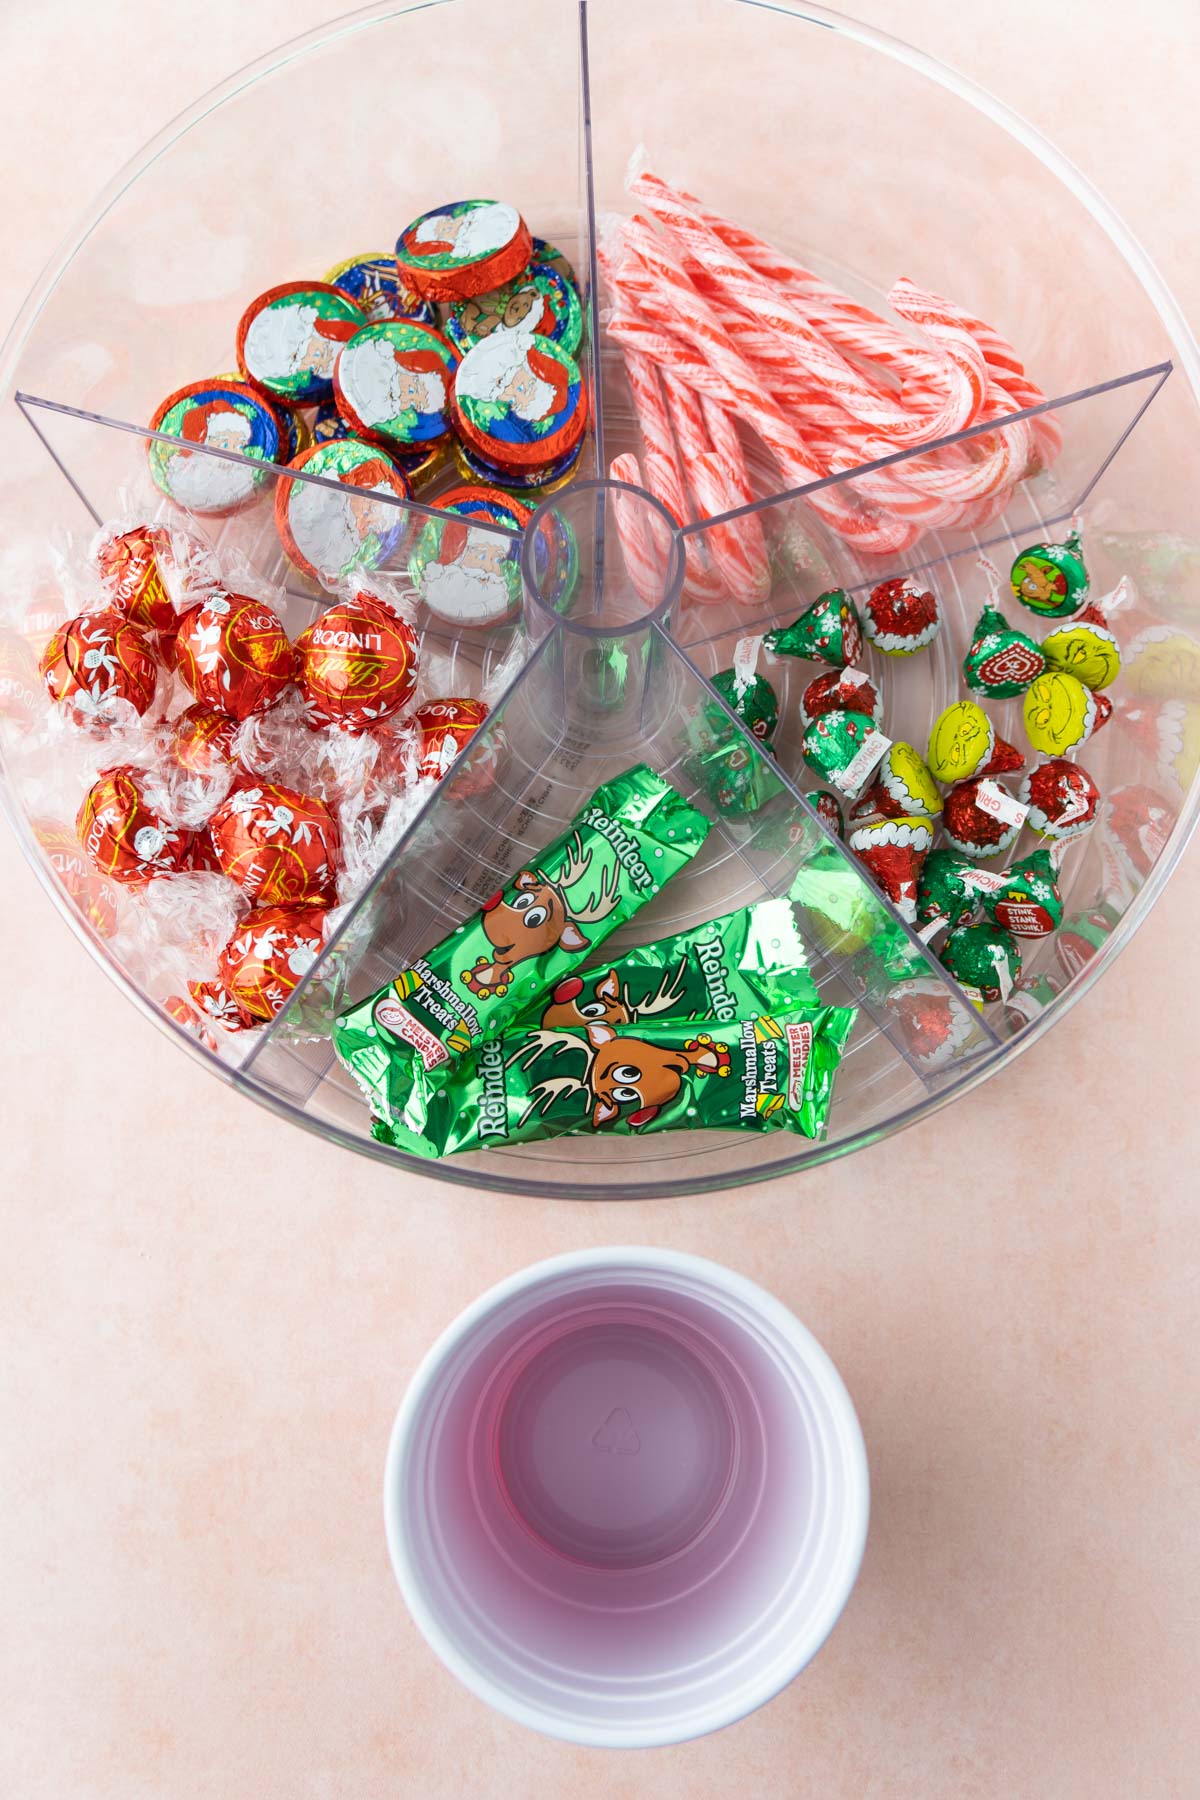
[2,0,1199,1197]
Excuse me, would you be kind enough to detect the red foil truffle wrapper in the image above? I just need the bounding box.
[93,523,179,641]
[800,666,882,727]
[76,765,193,887]
[175,591,295,721]
[295,593,419,730]
[33,816,120,936]
[1019,756,1100,841]
[167,702,241,777]
[941,778,1029,859]
[217,906,328,1021]
[413,696,493,790]
[209,781,339,906]
[181,979,256,1037]
[40,609,158,728]
[0,628,41,730]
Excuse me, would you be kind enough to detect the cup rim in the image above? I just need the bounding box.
[383,1245,870,1748]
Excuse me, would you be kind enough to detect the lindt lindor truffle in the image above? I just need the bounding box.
[763,588,863,668]
[512,895,820,1031]
[217,905,329,1022]
[1010,530,1089,619]
[76,765,192,887]
[294,592,418,731]
[174,591,295,721]
[209,781,340,907]
[368,1007,856,1155]
[40,610,157,729]
[412,697,491,786]
[862,576,942,656]
[333,765,710,1116]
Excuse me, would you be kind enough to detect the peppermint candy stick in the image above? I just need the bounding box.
[605,268,919,552]
[623,180,985,445]
[618,345,728,604]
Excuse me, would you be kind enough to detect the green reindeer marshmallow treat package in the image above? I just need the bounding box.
[511,896,820,1034]
[333,765,711,1121]
[368,1007,858,1157]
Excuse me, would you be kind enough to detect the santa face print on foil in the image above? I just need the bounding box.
[156,399,263,513]
[243,293,360,401]
[337,332,450,442]
[420,525,517,628]
[287,474,402,582]
[409,201,518,266]
[455,329,575,447]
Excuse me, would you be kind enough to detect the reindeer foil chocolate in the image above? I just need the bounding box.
[333,765,711,1127]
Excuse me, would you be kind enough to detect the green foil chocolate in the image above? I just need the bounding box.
[917,847,989,935]
[764,589,864,668]
[370,1006,857,1155]
[801,709,889,798]
[333,765,710,1119]
[513,896,819,1031]
[686,662,781,816]
[940,919,1021,1005]
[809,788,845,838]
[980,847,1063,939]
[963,602,1046,698]
[1010,530,1089,619]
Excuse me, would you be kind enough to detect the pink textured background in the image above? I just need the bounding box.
[3,3,1199,1795]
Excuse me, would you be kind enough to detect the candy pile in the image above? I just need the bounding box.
[333,764,858,1155]
[602,152,1059,588]
[23,513,504,1052]
[755,528,1129,1010]
[147,203,586,595]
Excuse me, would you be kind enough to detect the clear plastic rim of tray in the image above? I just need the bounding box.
[1,0,1198,1199]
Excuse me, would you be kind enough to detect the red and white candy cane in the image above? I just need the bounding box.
[617,345,728,604]
[605,247,920,552]
[659,371,771,602]
[608,451,677,611]
[623,182,986,446]
[628,161,1059,467]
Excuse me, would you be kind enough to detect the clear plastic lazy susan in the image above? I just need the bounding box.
[1,0,1198,1197]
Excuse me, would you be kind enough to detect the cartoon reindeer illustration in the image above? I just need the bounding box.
[508,1022,730,1131]
[537,956,690,1030]
[461,833,623,999]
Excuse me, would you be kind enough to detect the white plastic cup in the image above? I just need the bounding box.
[384,1247,869,1747]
